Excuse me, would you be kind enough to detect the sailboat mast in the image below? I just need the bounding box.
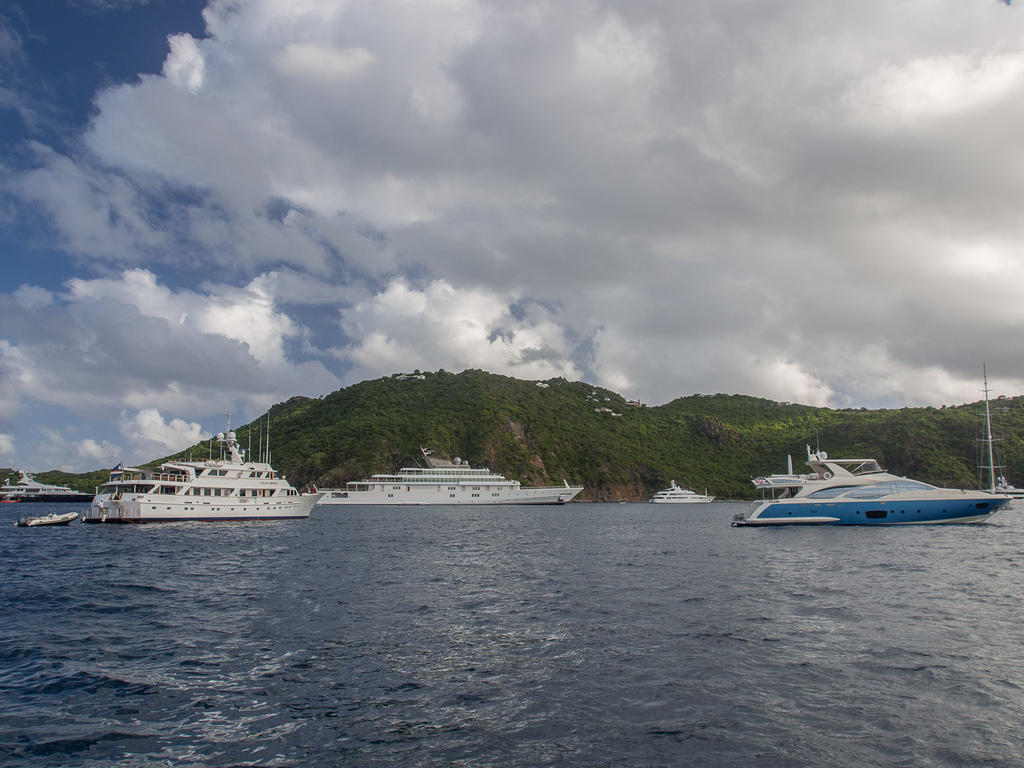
[984,363,997,493]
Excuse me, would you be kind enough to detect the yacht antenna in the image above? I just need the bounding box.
[223,413,231,460]
[258,414,264,464]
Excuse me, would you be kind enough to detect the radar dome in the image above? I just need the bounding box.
[454,457,461,465]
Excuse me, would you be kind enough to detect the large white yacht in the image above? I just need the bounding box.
[317,448,583,505]
[83,427,322,523]
[1,471,93,503]
[649,480,714,503]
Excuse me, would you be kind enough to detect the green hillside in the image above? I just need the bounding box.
[131,369,1024,501]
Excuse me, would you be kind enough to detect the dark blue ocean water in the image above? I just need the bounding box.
[3,501,1024,767]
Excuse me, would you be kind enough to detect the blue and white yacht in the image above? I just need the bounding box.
[732,446,1010,526]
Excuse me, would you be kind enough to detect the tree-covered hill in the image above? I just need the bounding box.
[17,369,1024,500]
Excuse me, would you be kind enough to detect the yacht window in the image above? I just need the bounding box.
[849,461,883,475]
[806,486,857,499]
[865,509,887,519]
[888,479,936,492]
[846,480,935,498]
[844,485,890,499]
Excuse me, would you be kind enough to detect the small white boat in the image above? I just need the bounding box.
[15,511,79,527]
[994,477,1024,499]
[649,480,714,503]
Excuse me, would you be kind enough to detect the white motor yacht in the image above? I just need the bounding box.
[2,471,93,503]
[649,480,714,503]
[84,425,322,523]
[317,448,583,505]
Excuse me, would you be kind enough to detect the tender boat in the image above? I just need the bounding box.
[317,447,583,505]
[15,511,79,527]
[83,422,322,523]
[649,480,714,503]
[1,471,93,503]
[732,446,1010,526]
[994,477,1024,499]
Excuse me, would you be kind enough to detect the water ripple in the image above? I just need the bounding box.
[3,503,1024,766]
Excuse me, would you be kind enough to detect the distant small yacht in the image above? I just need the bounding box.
[317,447,583,505]
[649,480,714,503]
[994,476,1024,499]
[1,471,93,503]
[84,421,322,523]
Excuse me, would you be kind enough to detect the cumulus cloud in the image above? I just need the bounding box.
[13,285,54,309]
[844,52,1024,130]
[275,43,375,80]
[120,408,207,457]
[4,0,1024,478]
[163,33,205,92]
[67,268,298,366]
[0,269,343,468]
[0,433,14,455]
[339,279,580,382]
[24,427,123,473]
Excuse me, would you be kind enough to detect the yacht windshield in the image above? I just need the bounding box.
[844,480,936,499]
[834,460,884,475]
[806,486,858,499]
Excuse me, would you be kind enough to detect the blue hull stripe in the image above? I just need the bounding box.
[752,497,1006,525]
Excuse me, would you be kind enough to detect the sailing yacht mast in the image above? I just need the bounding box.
[983,363,997,493]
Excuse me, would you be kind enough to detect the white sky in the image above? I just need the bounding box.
[2,0,1024,470]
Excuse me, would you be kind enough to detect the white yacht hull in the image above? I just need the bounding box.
[317,485,582,506]
[649,496,714,504]
[84,493,323,523]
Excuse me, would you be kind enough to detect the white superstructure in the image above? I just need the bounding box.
[649,480,714,503]
[317,448,583,505]
[83,426,322,523]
